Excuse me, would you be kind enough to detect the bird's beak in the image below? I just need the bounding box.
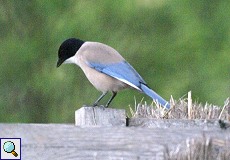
[56,58,64,68]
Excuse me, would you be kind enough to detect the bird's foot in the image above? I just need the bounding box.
[93,103,98,107]
[100,105,106,110]
[92,103,105,109]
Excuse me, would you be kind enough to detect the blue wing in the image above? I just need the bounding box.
[87,61,146,90]
[87,60,170,109]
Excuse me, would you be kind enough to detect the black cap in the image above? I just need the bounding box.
[57,38,84,67]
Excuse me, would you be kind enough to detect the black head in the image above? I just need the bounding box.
[57,38,85,67]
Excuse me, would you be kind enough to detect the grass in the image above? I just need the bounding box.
[129,91,230,159]
[130,91,229,121]
[165,135,230,160]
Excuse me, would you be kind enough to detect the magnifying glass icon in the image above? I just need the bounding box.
[3,141,18,157]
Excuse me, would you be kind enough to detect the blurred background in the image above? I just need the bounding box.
[0,0,229,123]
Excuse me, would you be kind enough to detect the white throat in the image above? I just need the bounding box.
[64,54,78,65]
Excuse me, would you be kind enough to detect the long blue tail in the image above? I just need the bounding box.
[140,84,170,109]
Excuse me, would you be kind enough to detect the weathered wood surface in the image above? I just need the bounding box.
[128,118,223,129]
[0,123,229,160]
[75,106,126,126]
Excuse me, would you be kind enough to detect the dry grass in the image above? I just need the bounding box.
[129,92,230,160]
[130,92,229,121]
[165,135,230,160]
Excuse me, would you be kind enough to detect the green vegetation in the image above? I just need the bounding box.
[0,0,229,122]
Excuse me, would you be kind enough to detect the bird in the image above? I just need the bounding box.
[57,38,170,109]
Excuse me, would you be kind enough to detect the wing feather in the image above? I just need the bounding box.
[87,61,146,91]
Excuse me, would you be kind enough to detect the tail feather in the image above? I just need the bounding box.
[140,84,170,109]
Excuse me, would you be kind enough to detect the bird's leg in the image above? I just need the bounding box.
[105,92,117,108]
[93,92,108,107]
